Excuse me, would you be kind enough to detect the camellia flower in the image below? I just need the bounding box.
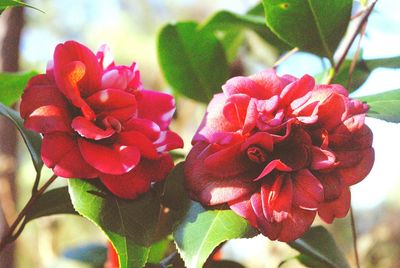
[21,41,183,199]
[184,69,374,242]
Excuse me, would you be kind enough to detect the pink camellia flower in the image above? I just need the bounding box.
[21,41,183,199]
[184,69,374,242]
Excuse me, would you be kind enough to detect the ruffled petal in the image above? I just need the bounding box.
[292,169,324,210]
[338,148,374,186]
[310,146,336,170]
[78,139,140,175]
[316,171,343,201]
[280,74,314,107]
[117,130,158,159]
[222,76,264,98]
[255,159,292,180]
[153,131,184,153]
[42,133,98,178]
[223,94,250,128]
[138,90,175,130]
[249,69,287,98]
[184,142,256,206]
[53,40,102,97]
[100,165,151,200]
[72,116,115,140]
[124,117,161,141]
[318,187,350,223]
[193,93,238,143]
[21,75,71,133]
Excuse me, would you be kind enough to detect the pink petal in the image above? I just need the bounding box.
[280,74,315,107]
[138,90,175,130]
[254,159,292,181]
[184,142,256,206]
[193,93,237,144]
[153,131,184,153]
[42,133,98,178]
[223,94,251,128]
[241,132,274,152]
[249,69,287,98]
[261,174,293,222]
[96,44,115,70]
[118,130,158,159]
[222,76,264,98]
[78,139,140,175]
[72,116,115,140]
[318,187,351,223]
[54,40,102,97]
[317,92,346,131]
[292,169,324,210]
[316,171,343,201]
[85,88,137,111]
[338,148,374,186]
[124,118,161,141]
[204,142,254,178]
[229,196,258,228]
[310,146,336,170]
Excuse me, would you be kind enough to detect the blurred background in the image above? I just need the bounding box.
[0,0,399,267]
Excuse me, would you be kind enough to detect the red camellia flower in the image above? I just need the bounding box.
[184,69,374,242]
[21,41,183,199]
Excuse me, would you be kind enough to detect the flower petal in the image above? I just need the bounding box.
[292,169,324,210]
[42,133,98,178]
[153,131,184,153]
[184,142,256,206]
[223,94,250,128]
[78,139,140,175]
[100,165,151,200]
[72,116,115,140]
[138,90,175,130]
[124,118,161,141]
[310,146,336,170]
[318,187,350,223]
[118,130,158,159]
[54,40,102,97]
[338,148,374,186]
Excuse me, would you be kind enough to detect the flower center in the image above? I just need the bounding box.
[246,146,268,164]
[103,116,122,133]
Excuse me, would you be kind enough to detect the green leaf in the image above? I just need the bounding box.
[262,0,352,60]
[147,238,170,264]
[0,103,42,173]
[173,201,256,268]
[158,22,229,103]
[26,187,77,222]
[288,226,350,268]
[68,179,163,268]
[201,10,290,51]
[0,0,43,13]
[333,56,400,93]
[358,89,400,122]
[0,71,37,106]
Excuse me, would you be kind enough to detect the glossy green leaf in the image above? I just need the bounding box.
[26,187,77,222]
[262,0,352,60]
[147,238,170,264]
[158,22,229,103]
[68,179,163,268]
[288,226,350,268]
[334,56,400,93]
[358,89,400,122]
[0,71,37,106]
[0,0,43,13]
[173,201,256,268]
[0,103,42,173]
[201,10,289,51]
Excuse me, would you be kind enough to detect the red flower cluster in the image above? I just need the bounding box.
[21,41,183,199]
[184,69,374,242]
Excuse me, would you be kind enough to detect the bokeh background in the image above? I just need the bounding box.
[0,0,399,267]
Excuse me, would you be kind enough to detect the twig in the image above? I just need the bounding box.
[347,23,367,89]
[273,47,299,69]
[350,206,360,268]
[0,174,58,253]
[329,0,378,84]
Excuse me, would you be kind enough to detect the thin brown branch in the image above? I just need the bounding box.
[0,174,58,253]
[348,23,367,89]
[350,205,360,268]
[329,0,378,84]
